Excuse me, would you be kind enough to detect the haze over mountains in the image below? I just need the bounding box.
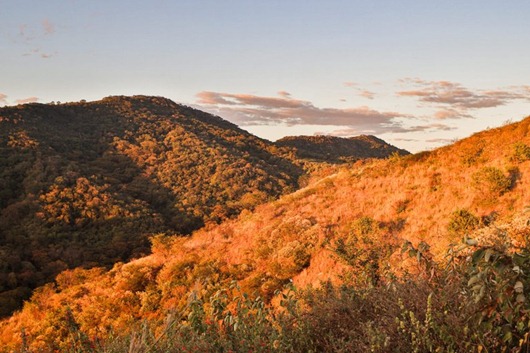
[0,96,406,317]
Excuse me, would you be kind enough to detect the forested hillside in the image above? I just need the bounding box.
[2,115,530,352]
[276,134,409,162]
[0,96,306,316]
[0,96,404,318]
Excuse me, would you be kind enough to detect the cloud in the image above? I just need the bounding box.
[193,90,466,137]
[344,82,376,99]
[426,138,456,144]
[317,121,455,139]
[15,97,39,104]
[359,90,375,100]
[13,19,57,58]
[397,79,529,110]
[196,91,407,135]
[42,19,55,35]
[0,94,7,104]
[433,109,473,120]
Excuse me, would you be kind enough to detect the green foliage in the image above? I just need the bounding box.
[334,217,397,287]
[463,231,530,350]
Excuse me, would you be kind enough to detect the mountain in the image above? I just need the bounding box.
[0,95,405,318]
[275,134,409,162]
[2,115,529,351]
[0,95,306,316]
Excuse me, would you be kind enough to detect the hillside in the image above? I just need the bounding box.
[2,116,530,351]
[275,134,409,162]
[0,95,306,316]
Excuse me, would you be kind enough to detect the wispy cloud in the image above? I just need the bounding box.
[42,19,55,35]
[319,122,455,138]
[359,90,375,100]
[397,79,529,110]
[196,90,442,136]
[14,19,57,58]
[15,97,39,104]
[0,94,7,104]
[433,109,473,120]
[344,82,376,100]
[426,138,456,144]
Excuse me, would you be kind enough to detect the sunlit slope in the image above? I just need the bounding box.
[0,95,303,316]
[1,116,529,349]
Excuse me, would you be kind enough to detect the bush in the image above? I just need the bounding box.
[448,209,480,236]
[472,166,513,196]
[512,142,530,162]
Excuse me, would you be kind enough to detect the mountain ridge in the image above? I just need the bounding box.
[276,134,409,162]
[1,110,529,350]
[0,95,404,317]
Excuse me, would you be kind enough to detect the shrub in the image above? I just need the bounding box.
[447,209,480,236]
[512,142,530,162]
[472,166,513,196]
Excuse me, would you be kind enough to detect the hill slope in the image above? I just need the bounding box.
[2,116,530,350]
[275,134,409,162]
[0,95,305,315]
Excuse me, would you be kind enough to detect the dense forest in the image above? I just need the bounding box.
[0,96,403,318]
[276,134,409,162]
[1,101,530,351]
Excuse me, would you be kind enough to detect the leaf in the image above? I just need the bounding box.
[484,249,493,262]
[468,275,480,287]
[471,249,486,264]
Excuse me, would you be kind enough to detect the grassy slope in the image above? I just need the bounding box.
[1,116,530,350]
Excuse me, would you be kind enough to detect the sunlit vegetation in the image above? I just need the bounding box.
[0,96,307,316]
[276,134,409,162]
[1,97,530,352]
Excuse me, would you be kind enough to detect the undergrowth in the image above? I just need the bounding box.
[10,222,530,353]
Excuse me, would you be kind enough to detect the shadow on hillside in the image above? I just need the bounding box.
[0,103,202,317]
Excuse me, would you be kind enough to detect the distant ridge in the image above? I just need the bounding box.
[275,134,409,162]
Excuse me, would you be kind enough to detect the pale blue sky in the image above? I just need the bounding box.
[1,0,530,151]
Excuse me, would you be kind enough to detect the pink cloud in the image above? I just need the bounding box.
[196,91,416,135]
[0,93,7,104]
[397,79,528,110]
[42,19,55,35]
[15,97,39,104]
[359,90,375,100]
[433,109,472,120]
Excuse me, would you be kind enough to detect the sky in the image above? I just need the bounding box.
[2,1,530,152]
